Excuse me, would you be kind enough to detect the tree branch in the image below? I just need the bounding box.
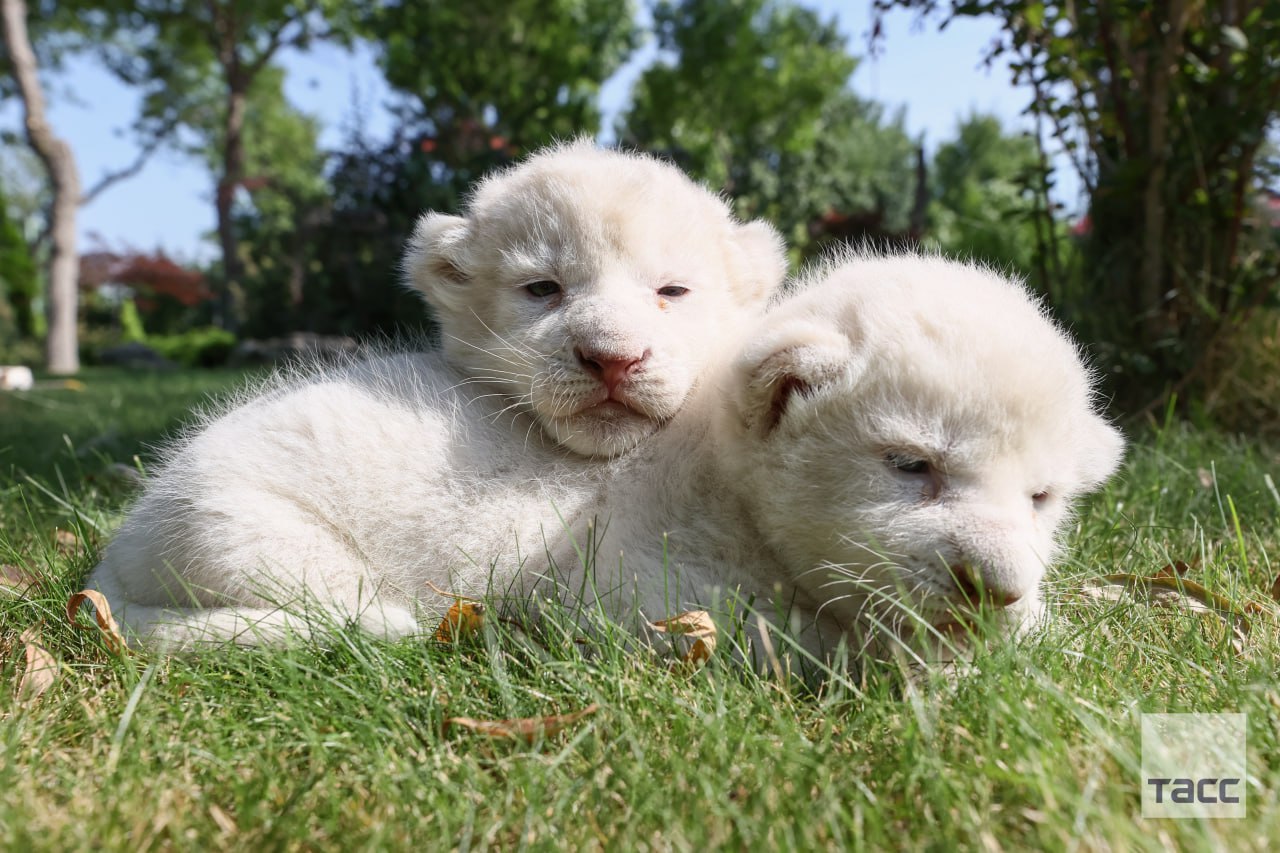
[244,14,309,80]
[80,127,172,207]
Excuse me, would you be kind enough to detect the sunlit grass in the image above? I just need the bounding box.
[1,368,1278,849]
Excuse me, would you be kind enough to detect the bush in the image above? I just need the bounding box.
[0,335,41,367]
[1197,309,1280,440]
[148,328,237,368]
[119,299,148,343]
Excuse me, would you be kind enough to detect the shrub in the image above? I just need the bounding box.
[148,327,237,368]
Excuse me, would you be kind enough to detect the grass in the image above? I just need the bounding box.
[2,367,1279,850]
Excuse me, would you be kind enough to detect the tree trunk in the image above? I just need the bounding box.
[1138,0,1189,341]
[215,84,248,332]
[908,144,929,239]
[2,0,80,374]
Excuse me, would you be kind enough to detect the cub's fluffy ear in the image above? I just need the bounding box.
[1076,416,1126,488]
[729,220,788,303]
[734,321,858,435]
[403,213,472,315]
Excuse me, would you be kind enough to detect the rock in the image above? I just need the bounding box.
[0,365,34,390]
[96,342,176,370]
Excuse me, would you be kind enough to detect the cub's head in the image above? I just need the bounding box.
[719,254,1124,653]
[405,139,786,458]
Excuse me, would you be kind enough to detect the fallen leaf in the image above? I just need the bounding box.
[651,610,717,667]
[1100,573,1261,616]
[434,600,485,642]
[1153,561,1192,579]
[66,589,128,654]
[16,627,58,701]
[444,703,601,743]
[0,563,41,595]
[1085,573,1258,653]
[208,804,238,835]
[1270,574,1280,605]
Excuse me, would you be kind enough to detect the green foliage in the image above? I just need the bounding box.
[147,327,237,368]
[878,0,1280,413]
[88,0,356,330]
[926,113,1059,284]
[0,182,38,338]
[266,128,435,339]
[621,0,916,256]
[117,298,146,343]
[362,0,638,149]
[208,66,327,230]
[356,0,639,220]
[0,141,47,235]
[228,0,639,340]
[217,68,329,335]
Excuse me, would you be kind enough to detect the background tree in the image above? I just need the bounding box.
[79,248,212,336]
[357,0,637,196]
[1,0,174,372]
[927,113,1059,288]
[156,64,329,337]
[1,0,81,373]
[234,0,641,340]
[620,0,917,256]
[877,0,1280,411]
[96,0,348,332]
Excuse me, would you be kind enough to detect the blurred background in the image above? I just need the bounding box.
[1,0,1277,430]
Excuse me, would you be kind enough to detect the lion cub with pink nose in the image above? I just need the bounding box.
[86,142,787,647]
[405,139,785,457]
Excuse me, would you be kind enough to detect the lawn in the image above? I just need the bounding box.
[2,367,1278,850]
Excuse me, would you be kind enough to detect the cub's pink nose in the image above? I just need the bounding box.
[576,347,649,393]
[951,564,1022,609]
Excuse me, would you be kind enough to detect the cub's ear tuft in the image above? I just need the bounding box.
[402,213,472,313]
[729,220,788,304]
[1077,415,1125,488]
[736,321,857,435]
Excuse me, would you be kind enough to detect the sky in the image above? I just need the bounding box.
[0,1,1075,264]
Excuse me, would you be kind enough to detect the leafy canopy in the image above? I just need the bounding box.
[621,0,916,254]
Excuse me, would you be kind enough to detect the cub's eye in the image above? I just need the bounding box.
[657,285,690,298]
[1032,490,1051,506]
[524,280,561,298]
[886,453,931,475]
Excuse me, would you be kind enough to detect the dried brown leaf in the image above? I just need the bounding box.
[444,703,600,743]
[1088,573,1257,653]
[434,600,485,643]
[66,589,128,654]
[16,628,58,701]
[0,563,41,595]
[208,804,238,835]
[651,610,717,667]
[1269,574,1280,605]
[1153,561,1192,579]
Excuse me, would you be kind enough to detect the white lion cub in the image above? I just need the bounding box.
[89,253,1122,659]
[88,141,785,645]
[405,140,786,457]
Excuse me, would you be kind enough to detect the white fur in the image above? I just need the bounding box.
[88,254,1123,661]
[1,366,34,391]
[404,139,787,458]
